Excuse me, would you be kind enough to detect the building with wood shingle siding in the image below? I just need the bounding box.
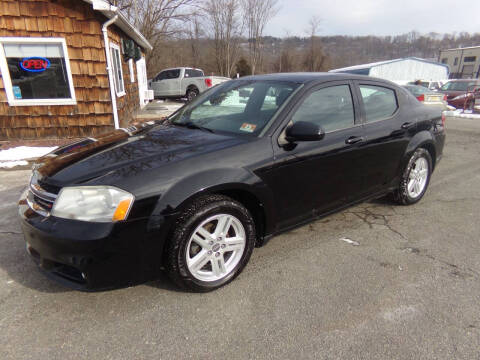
[0,0,153,140]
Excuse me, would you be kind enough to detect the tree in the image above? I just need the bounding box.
[302,16,331,72]
[203,0,244,77]
[185,12,203,68]
[114,0,196,77]
[241,0,279,75]
[235,57,252,76]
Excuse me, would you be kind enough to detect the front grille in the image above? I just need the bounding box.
[27,172,58,216]
[33,194,54,211]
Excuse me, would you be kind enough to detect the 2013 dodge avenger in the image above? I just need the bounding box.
[19,73,445,292]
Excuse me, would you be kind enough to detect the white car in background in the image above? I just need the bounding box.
[407,80,445,91]
[148,67,230,101]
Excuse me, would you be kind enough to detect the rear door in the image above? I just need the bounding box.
[264,81,366,229]
[351,81,415,199]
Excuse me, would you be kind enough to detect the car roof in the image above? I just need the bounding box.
[446,79,480,83]
[238,72,396,86]
[158,67,203,73]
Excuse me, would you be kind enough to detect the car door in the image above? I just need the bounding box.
[351,81,416,200]
[150,71,167,97]
[163,69,182,96]
[264,81,365,230]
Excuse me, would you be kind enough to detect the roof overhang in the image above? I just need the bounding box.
[82,0,153,51]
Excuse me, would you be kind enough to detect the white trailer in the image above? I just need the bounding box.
[329,57,449,85]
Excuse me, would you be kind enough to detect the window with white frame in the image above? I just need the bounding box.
[110,43,125,96]
[0,37,76,106]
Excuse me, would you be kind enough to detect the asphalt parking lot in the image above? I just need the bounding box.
[1,117,480,359]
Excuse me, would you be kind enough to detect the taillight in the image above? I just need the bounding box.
[441,112,446,127]
[416,94,425,102]
[205,78,213,87]
[443,95,447,101]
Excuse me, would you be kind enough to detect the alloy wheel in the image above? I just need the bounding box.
[186,214,246,282]
[407,157,429,198]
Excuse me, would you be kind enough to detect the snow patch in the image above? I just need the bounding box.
[0,146,57,161]
[0,160,29,168]
[443,110,480,119]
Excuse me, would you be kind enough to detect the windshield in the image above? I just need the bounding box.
[169,80,300,136]
[440,81,477,91]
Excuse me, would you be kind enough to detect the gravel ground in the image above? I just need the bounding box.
[0,116,479,359]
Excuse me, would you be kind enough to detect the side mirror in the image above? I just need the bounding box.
[285,121,325,142]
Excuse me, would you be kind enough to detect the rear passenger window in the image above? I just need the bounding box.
[291,85,355,133]
[360,85,398,122]
[185,69,203,78]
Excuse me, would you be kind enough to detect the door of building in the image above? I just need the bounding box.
[136,57,148,108]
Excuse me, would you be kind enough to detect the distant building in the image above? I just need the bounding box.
[0,0,153,140]
[438,46,480,79]
[329,57,449,84]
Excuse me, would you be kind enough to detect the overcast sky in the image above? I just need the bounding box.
[265,0,480,37]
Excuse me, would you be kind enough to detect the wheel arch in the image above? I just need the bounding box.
[173,184,271,244]
[150,168,276,246]
[186,84,199,92]
[214,188,267,246]
[404,130,437,171]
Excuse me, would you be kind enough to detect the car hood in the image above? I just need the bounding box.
[35,123,247,189]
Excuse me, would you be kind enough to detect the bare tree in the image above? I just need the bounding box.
[114,0,196,76]
[203,0,243,77]
[241,0,279,75]
[303,16,330,72]
[185,12,204,68]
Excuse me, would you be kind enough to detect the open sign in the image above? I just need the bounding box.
[20,57,51,73]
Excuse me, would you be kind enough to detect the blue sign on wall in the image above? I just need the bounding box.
[20,57,51,73]
[12,86,22,99]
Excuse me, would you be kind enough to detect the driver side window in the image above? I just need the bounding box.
[291,85,355,133]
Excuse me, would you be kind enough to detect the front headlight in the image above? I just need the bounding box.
[51,186,134,222]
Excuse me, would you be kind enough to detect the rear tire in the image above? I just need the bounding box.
[394,148,432,205]
[166,195,256,292]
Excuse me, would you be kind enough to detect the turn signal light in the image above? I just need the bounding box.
[112,199,133,221]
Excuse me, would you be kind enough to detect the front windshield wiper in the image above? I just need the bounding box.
[173,121,215,133]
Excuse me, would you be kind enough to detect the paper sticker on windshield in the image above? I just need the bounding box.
[240,123,257,133]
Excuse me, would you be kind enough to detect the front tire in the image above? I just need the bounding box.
[394,148,432,205]
[166,195,256,292]
[186,87,199,102]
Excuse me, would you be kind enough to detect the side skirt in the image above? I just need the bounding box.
[257,188,395,247]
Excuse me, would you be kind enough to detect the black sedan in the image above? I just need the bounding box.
[19,73,445,292]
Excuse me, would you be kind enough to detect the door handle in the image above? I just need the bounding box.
[401,122,415,130]
[345,136,364,145]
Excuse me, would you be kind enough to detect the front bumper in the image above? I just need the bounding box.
[19,193,166,291]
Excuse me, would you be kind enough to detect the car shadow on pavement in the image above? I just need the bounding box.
[145,271,186,293]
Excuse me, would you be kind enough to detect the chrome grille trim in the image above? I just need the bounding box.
[27,171,58,217]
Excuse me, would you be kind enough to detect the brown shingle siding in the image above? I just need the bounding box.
[0,0,144,140]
